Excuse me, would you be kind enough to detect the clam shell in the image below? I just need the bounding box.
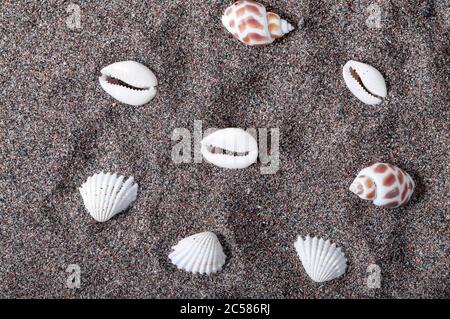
[79,172,138,222]
[169,231,226,275]
[294,235,347,283]
[349,163,415,208]
[99,60,158,106]
[343,60,387,105]
[222,0,294,46]
[201,128,258,169]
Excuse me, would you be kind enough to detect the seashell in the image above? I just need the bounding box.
[222,0,295,46]
[349,163,415,208]
[99,60,157,106]
[169,231,226,275]
[79,172,138,222]
[201,128,258,169]
[294,235,347,283]
[343,60,387,105]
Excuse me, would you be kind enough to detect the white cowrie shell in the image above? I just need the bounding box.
[99,60,158,106]
[343,60,387,105]
[201,128,258,169]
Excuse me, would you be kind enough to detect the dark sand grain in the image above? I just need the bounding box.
[0,1,449,298]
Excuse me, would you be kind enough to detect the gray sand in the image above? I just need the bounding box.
[0,1,449,298]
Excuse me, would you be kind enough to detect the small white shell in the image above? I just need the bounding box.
[349,163,415,208]
[222,0,294,46]
[79,172,138,222]
[294,235,347,283]
[201,128,258,169]
[99,60,158,106]
[169,231,226,275]
[343,60,387,105]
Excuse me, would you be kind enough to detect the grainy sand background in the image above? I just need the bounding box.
[0,0,449,298]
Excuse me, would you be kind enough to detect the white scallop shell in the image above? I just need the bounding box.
[222,0,294,46]
[201,128,258,169]
[169,231,226,275]
[99,60,157,106]
[343,60,387,105]
[294,235,347,283]
[79,172,138,222]
[349,163,415,208]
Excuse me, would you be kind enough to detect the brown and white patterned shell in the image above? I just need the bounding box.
[221,0,294,46]
[349,163,415,208]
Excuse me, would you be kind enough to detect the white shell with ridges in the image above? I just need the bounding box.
[79,172,138,222]
[343,60,387,105]
[169,231,226,275]
[294,236,347,283]
[349,163,415,208]
[201,128,258,169]
[99,60,157,106]
[222,0,294,46]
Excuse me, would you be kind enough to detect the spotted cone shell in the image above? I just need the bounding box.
[349,163,415,208]
[222,0,295,46]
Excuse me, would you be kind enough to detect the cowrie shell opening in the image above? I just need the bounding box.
[201,128,258,169]
[343,60,387,105]
[99,60,157,106]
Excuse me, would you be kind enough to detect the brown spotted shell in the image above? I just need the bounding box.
[221,0,294,46]
[349,163,415,208]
